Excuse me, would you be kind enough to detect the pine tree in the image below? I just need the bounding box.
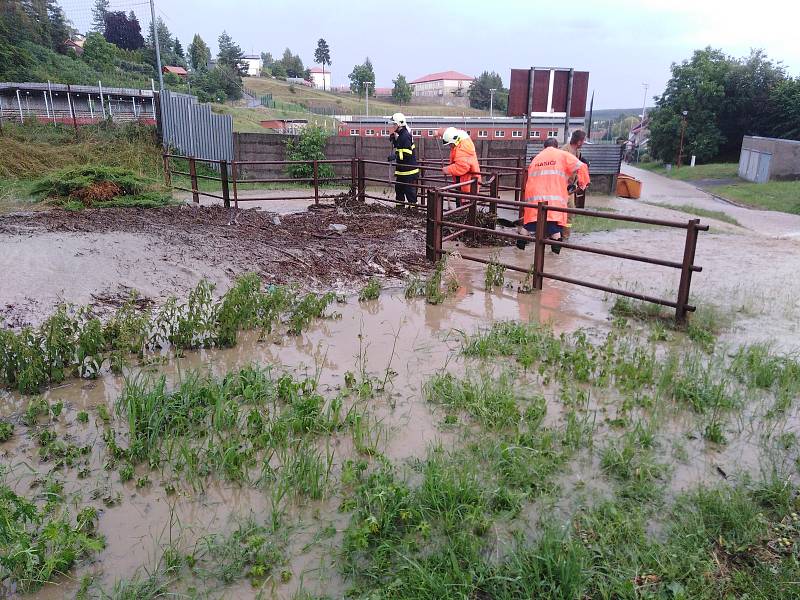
[188,34,210,71]
[91,0,109,33]
[314,38,331,90]
[217,31,246,76]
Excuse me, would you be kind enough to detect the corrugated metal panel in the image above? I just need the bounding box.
[160,90,233,164]
[526,143,623,175]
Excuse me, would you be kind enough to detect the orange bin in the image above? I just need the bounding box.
[616,174,643,199]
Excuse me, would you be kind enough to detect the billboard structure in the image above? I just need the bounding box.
[508,68,589,143]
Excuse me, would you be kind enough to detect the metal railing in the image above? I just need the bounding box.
[161,152,708,324]
[425,188,708,324]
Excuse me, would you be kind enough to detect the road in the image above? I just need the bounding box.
[622,164,800,239]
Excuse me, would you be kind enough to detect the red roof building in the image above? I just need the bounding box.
[162,65,188,79]
[410,71,473,107]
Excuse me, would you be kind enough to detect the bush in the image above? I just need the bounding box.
[284,126,335,183]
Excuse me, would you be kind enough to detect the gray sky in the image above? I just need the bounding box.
[66,0,800,109]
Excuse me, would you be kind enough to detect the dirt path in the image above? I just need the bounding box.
[622,164,800,238]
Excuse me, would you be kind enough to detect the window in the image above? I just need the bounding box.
[365,129,375,135]
[428,129,436,136]
[350,129,359,136]
[413,129,423,136]
[478,130,488,138]
[548,130,558,138]
[495,130,505,138]
[380,129,388,136]
[512,130,522,138]
[466,130,472,136]
[530,131,541,138]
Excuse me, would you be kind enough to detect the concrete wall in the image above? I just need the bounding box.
[741,135,800,181]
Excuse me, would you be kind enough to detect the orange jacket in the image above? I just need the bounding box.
[523,146,590,226]
[443,137,481,193]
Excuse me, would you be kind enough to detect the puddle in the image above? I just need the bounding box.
[2,245,800,598]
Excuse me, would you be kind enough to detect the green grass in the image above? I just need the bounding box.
[644,201,741,225]
[245,77,489,118]
[637,161,739,181]
[358,278,382,302]
[713,179,800,214]
[571,206,655,233]
[210,102,339,133]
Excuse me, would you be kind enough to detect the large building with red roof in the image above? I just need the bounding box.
[410,71,473,107]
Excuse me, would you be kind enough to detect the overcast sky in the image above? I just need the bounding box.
[66,0,800,109]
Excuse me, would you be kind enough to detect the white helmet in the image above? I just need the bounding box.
[390,112,407,127]
[441,126,460,145]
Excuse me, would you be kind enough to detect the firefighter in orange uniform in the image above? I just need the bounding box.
[439,127,481,196]
[517,138,589,254]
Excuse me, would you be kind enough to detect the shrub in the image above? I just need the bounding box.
[284,126,335,183]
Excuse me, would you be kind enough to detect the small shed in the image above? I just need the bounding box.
[739,136,800,183]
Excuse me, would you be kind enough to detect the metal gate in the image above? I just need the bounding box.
[159,90,233,164]
[738,148,772,183]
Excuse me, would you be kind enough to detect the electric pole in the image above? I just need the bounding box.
[150,0,165,91]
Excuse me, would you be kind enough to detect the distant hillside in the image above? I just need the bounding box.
[589,107,654,120]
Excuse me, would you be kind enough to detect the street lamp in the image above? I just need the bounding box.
[489,88,497,119]
[636,83,648,162]
[363,81,373,117]
[677,110,688,168]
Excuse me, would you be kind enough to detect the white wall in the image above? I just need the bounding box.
[311,72,331,90]
[243,58,262,77]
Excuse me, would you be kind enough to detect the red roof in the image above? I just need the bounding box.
[310,67,328,73]
[411,71,473,84]
[162,65,188,76]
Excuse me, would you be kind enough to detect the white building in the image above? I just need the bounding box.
[309,67,332,90]
[242,55,263,77]
[410,71,473,106]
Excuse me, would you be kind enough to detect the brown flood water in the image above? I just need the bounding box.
[2,229,800,598]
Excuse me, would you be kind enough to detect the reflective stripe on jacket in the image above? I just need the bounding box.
[523,147,589,227]
[392,127,419,176]
[443,136,481,193]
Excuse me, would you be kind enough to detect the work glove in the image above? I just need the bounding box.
[387,155,395,162]
[567,183,577,194]
[389,133,397,143]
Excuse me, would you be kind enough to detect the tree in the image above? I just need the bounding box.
[173,38,184,59]
[280,47,305,78]
[144,17,184,68]
[764,77,800,140]
[314,38,331,90]
[103,11,144,51]
[392,74,412,104]
[218,31,246,76]
[261,52,274,67]
[348,57,375,95]
[468,71,506,111]
[188,34,210,71]
[82,31,117,71]
[649,48,733,163]
[47,1,73,52]
[91,0,109,33]
[271,62,287,78]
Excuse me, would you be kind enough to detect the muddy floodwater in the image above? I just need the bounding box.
[3,172,800,598]
[3,227,800,597]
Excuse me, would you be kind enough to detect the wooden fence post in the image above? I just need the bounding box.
[357,159,366,203]
[350,157,358,198]
[313,160,319,205]
[162,153,171,187]
[489,172,499,229]
[468,179,478,242]
[188,157,199,203]
[532,202,547,290]
[426,189,436,261]
[220,160,230,209]
[231,160,239,209]
[675,219,700,325]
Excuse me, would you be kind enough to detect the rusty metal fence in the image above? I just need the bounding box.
[161,152,707,324]
[425,186,708,324]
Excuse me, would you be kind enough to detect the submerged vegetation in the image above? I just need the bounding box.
[0,274,336,393]
[2,287,800,597]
